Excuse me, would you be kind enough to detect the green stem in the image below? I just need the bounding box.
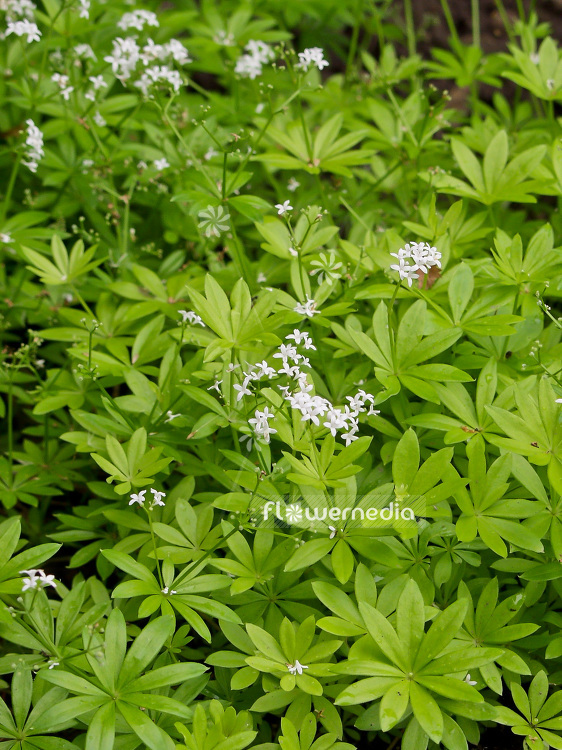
[403,0,416,56]
[7,374,13,479]
[346,0,363,80]
[0,154,22,227]
[147,512,164,588]
[439,0,460,46]
[471,0,480,49]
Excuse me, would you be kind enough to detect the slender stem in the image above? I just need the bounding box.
[147,512,164,588]
[471,0,480,49]
[439,0,460,46]
[346,0,363,80]
[7,373,13,479]
[71,285,95,318]
[403,0,416,56]
[0,154,22,227]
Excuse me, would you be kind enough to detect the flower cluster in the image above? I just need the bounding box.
[104,35,191,94]
[20,568,56,592]
[117,9,158,31]
[390,241,442,287]
[234,39,274,79]
[178,310,205,326]
[249,406,277,443]
[234,329,378,448]
[5,17,40,42]
[297,47,329,71]
[129,487,166,509]
[22,119,44,173]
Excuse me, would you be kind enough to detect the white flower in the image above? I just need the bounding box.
[248,406,277,443]
[297,47,329,71]
[204,147,218,161]
[129,490,146,506]
[117,9,158,31]
[153,157,169,171]
[48,660,59,669]
[288,247,298,257]
[556,398,562,404]
[235,39,274,79]
[198,206,230,238]
[287,177,300,192]
[207,379,223,392]
[273,343,299,362]
[287,660,308,675]
[136,66,182,96]
[20,569,56,592]
[93,111,106,127]
[464,673,477,686]
[77,0,89,18]
[104,37,140,81]
[161,586,177,595]
[294,296,320,317]
[22,119,44,173]
[257,272,267,283]
[51,73,73,100]
[75,44,96,59]
[165,410,181,422]
[150,488,166,507]
[390,241,441,287]
[178,310,205,326]
[275,200,293,216]
[234,379,252,401]
[323,408,348,437]
[89,75,107,90]
[6,19,41,42]
[255,360,276,378]
[0,233,13,244]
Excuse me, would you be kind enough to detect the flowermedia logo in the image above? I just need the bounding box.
[262,500,416,527]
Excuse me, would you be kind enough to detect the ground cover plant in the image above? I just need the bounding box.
[3,0,562,748]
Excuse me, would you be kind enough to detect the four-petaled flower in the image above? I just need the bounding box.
[129,490,146,506]
[275,200,293,216]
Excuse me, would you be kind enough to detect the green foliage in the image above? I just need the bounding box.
[2,2,562,750]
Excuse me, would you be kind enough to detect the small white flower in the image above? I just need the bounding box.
[93,111,106,127]
[464,673,477,686]
[297,47,329,71]
[129,490,146,506]
[556,398,562,404]
[257,272,267,283]
[288,247,298,257]
[207,379,223,392]
[275,200,293,216]
[178,310,205,326]
[20,569,57,592]
[6,19,41,42]
[154,157,170,171]
[0,233,13,244]
[165,410,181,422]
[161,586,177,595]
[287,177,300,192]
[287,660,309,675]
[150,488,166,507]
[117,9,158,31]
[89,75,107,90]
[294,296,320,317]
[234,381,252,401]
[47,660,59,669]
